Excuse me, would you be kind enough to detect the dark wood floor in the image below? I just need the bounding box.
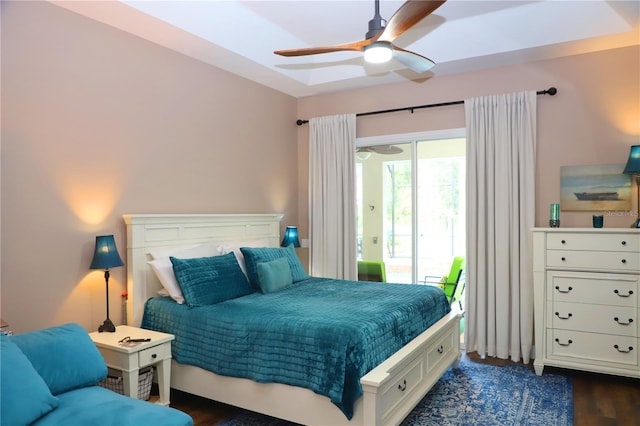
[163,352,640,425]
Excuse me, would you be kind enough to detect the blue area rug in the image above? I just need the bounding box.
[218,357,573,426]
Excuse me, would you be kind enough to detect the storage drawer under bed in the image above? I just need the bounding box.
[377,317,458,425]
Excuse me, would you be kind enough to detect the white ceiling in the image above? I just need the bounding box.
[52,0,640,98]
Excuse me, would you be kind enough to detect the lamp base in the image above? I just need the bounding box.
[98,318,116,333]
[631,217,640,228]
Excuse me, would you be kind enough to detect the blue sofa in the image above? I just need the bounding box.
[0,323,193,426]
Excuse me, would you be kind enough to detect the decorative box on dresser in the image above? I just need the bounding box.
[532,228,640,379]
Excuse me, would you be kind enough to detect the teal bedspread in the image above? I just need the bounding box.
[141,277,450,419]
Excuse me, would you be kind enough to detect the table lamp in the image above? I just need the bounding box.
[622,145,640,228]
[90,235,124,332]
[281,226,301,248]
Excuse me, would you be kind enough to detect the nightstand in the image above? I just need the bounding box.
[89,325,175,406]
[0,318,12,336]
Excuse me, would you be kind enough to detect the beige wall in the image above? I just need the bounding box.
[1,1,298,333]
[297,45,640,238]
[2,1,638,333]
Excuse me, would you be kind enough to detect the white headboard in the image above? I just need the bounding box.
[123,214,283,326]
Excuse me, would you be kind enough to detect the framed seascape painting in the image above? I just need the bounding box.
[560,164,631,212]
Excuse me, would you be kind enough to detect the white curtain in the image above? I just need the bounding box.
[309,114,357,280]
[464,91,537,363]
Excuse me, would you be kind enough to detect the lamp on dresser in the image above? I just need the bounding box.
[622,145,640,228]
[90,235,124,332]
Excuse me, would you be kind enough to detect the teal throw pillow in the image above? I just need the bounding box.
[11,323,107,395]
[1,334,60,425]
[257,257,293,294]
[240,245,309,289]
[171,252,254,307]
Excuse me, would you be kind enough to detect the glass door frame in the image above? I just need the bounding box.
[356,128,466,283]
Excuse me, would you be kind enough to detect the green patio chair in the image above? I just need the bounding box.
[423,256,465,310]
[357,260,387,282]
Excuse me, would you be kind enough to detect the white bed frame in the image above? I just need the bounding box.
[124,214,462,426]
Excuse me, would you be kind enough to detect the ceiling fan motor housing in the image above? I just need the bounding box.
[366,15,387,39]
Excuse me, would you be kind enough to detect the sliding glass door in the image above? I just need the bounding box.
[415,139,466,282]
[356,130,465,284]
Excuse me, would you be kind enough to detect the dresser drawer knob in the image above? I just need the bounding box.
[151,354,157,359]
[398,379,407,392]
[555,338,572,347]
[621,259,627,264]
[561,240,566,244]
[614,317,634,325]
[555,312,572,320]
[614,344,634,354]
[561,257,566,262]
[437,345,444,354]
[614,290,634,298]
[621,240,627,246]
[555,286,572,294]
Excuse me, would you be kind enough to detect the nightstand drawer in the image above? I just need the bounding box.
[139,344,170,368]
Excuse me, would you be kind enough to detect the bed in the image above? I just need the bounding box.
[124,213,462,426]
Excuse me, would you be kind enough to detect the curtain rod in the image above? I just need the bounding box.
[295,87,557,126]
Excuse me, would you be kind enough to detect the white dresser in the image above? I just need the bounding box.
[532,228,640,378]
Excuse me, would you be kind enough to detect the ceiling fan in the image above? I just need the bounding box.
[358,145,404,155]
[274,0,446,73]
[356,145,404,160]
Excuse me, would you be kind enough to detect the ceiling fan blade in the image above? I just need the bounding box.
[391,45,435,73]
[378,0,447,43]
[275,39,372,57]
[360,145,404,155]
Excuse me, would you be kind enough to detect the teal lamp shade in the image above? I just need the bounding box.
[90,235,124,332]
[90,235,124,270]
[623,145,640,175]
[281,226,301,248]
[623,145,640,228]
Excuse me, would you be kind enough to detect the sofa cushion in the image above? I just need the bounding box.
[11,323,107,395]
[32,386,193,426]
[0,334,60,425]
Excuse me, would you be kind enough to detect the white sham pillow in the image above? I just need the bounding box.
[217,239,270,277]
[147,243,218,303]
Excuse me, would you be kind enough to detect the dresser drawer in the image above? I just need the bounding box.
[546,249,639,272]
[547,329,638,368]
[548,272,638,307]
[138,343,170,368]
[547,233,640,252]
[549,301,637,337]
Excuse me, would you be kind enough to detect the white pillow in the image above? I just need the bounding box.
[218,239,270,277]
[149,243,216,261]
[148,243,218,303]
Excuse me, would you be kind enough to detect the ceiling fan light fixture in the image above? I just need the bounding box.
[364,42,393,64]
[356,150,372,161]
